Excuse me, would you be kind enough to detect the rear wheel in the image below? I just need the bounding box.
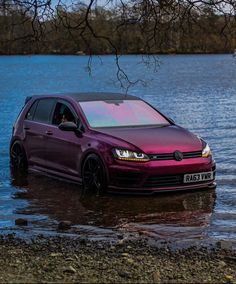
[82,154,107,193]
[10,141,28,172]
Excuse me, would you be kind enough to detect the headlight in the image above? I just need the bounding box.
[202,143,212,158]
[112,148,149,162]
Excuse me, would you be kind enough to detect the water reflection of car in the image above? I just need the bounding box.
[11,172,216,231]
[10,93,216,194]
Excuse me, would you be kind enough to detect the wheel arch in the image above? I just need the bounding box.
[79,149,110,182]
[10,139,26,153]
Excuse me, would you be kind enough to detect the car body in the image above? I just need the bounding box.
[10,92,216,194]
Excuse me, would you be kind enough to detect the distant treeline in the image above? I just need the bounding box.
[0,3,235,55]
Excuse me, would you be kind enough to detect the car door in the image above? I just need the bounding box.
[23,98,56,168]
[44,100,82,179]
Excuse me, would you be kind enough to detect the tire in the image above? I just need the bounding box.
[10,141,28,172]
[82,154,107,193]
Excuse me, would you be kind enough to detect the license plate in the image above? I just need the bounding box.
[183,171,213,183]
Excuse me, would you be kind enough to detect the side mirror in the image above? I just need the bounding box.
[58,121,78,131]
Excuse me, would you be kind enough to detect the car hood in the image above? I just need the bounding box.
[96,125,202,154]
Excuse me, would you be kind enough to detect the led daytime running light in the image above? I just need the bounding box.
[202,143,212,158]
[113,148,149,162]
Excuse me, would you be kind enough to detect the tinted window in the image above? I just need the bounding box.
[33,99,55,123]
[52,102,76,125]
[25,101,38,120]
[79,100,170,128]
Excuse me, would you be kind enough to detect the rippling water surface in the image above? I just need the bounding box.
[0,55,235,246]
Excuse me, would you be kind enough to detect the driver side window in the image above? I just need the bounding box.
[52,102,76,125]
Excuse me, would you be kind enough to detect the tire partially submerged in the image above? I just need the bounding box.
[82,154,107,193]
[10,141,28,173]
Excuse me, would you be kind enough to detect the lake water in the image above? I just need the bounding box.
[0,55,236,247]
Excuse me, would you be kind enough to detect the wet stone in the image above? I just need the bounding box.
[63,266,76,274]
[15,218,28,226]
[219,240,233,250]
[65,257,74,262]
[116,239,125,246]
[118,270,130,278]
[79,238,87,245]
[50,253,62,257]
[57,221,72,230]
[225,274,234,283]
[218,260,226,267]
[97,243,104,249]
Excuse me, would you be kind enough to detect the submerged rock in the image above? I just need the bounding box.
[57,221,72,230]
[15,218,28,226]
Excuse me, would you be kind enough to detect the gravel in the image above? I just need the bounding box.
[0,235,235,283]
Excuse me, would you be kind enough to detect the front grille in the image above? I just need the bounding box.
[143,170,215,188]
[148,151,202,161]
[183,151,202,158]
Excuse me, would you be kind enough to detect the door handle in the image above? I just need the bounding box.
[24,127,30,130]
[45,130,53,135]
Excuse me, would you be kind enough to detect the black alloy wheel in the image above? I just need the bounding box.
[82,154,107,193]
[10,141,28,172]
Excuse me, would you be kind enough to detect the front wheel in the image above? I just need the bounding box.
[82,154,107,193]
[10,141,28,172]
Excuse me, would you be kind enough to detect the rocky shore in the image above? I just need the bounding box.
[0,235,235,283]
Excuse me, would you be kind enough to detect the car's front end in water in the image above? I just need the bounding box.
[94,125,216,194]
[108,150,216,194]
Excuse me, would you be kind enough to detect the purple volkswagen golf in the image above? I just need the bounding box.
[10,93,216,194]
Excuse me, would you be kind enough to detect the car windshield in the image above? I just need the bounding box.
[79,100,170,128]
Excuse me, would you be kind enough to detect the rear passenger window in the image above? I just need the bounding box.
[33,99,55,123]
[25,101,38,120]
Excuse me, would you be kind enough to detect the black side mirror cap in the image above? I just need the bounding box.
[58,121,78,131]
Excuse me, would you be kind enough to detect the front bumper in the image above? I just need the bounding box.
[109,181,217,195]
[107,157,216,193]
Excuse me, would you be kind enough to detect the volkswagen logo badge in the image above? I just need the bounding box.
[174,151,183,161]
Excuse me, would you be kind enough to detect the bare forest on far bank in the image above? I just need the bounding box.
[0,0,236,56]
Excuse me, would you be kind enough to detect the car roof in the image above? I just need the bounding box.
[26,92,140,104]
[69,92,139,102]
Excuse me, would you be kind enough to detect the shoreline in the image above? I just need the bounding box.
[0,52,234,56]
[0,235,235,283]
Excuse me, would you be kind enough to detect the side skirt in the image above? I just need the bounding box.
[29,165,82,185]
